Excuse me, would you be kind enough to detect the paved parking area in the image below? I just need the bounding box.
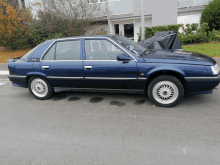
[1,58,220,164]
[0,81,220,164]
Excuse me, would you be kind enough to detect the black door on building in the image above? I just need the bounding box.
[114,24,119,35]
[124,24,134,39]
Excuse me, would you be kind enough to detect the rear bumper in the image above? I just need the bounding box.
[185,76,220,93]
[8,75,27,88]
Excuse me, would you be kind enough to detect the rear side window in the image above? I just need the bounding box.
[20,44,41,60]
[56,40,81,60]
[43,44,56,60]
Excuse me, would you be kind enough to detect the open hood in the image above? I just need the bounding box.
[139,31,182,51]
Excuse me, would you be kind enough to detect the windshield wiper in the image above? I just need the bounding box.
[140,49,149,57]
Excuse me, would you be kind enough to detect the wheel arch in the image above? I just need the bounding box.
[145,70,188,95]
[25,72,48,87]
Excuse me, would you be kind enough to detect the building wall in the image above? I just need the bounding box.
[178,0,213,7]
[133,17,152,42]
[133,0,178,26]
[177,10,202,33]
[108,0,133,16]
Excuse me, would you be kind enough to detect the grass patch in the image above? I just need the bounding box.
[182,41,220,57]
[0,48,32,63]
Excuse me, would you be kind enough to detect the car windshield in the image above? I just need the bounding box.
[112,36,147,57]
[20,44,42,60]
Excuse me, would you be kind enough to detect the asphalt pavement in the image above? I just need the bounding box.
[0,79,220,164]
[1,58,220,164]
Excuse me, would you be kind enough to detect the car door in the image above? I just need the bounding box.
[82,38,139,90]
[40,39,84,88]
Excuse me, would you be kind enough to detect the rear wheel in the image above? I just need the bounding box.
[28,76,54,100]
[147,76,184,107]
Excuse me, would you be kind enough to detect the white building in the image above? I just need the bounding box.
[21,0,213,42]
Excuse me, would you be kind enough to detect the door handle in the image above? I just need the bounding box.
[42,66,50,69]
[84,66,93,69]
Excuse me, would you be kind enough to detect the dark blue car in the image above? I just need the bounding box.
[8,35,220,107]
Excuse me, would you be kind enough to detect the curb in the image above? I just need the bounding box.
[0,71,9,75]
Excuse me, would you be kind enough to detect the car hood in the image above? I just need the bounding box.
[143,50,216,66]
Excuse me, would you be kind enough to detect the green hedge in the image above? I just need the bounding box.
[138,24,183,42]
[138,23,220,45]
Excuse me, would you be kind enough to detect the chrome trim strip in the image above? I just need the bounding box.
[41,60,83,62]
[84,60,136,62]
[138,77,148,80]
[47,76,84,79]
[85,77,137,80]
[54,87,143,92]
[185,76,220,80]
[8,75,26,78]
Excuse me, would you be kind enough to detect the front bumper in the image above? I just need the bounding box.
[8,75,27,88]
[185,75,220,93]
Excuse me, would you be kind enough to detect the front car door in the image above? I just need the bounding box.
[40,39,85,88]
[82,38,140,90]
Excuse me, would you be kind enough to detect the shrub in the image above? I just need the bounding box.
[29,26,63,47]
[200,0,220,32]
[138,24,183,41]
[0,0,32,49]
[208,29,220,41]
[178,22,210,45]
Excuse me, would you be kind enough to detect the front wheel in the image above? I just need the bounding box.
[147,76,184,107]
[28,76,54,100]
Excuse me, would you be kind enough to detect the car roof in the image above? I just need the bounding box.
[48,34,117,42]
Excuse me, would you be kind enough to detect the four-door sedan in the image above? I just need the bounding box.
[8,35,220,107]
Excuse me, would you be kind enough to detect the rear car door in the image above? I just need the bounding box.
[82,38,139,90]
[40,39,84,88]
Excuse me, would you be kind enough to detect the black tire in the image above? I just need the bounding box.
[28,76,54,100]
[147,75,184,107]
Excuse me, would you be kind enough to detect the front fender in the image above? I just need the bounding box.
[146,66,186,77]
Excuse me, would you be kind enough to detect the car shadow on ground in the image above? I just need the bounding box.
[13,88,215,108]
[50,91,148,107]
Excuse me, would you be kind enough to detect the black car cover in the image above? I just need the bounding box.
[139,31,182,51]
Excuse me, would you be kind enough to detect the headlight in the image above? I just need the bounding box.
[211,63,220,75]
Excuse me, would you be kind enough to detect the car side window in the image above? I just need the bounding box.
[85,39,124,60]
[56,40,80,60]
[42,44,56,60]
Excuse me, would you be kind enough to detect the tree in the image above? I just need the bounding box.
[0,0,32,49]
[30,0,107,40]
[200,0,220,32]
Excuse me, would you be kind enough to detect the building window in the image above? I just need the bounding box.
[124,24,134,39]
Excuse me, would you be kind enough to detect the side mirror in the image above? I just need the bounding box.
[117,54,132,61]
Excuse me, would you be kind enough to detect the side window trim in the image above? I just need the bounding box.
[107,38,137,62]
[41,42,56,61]
[84,38,129,61]
[54,42,57,60]
[55,39,81,61]
[41,39,82,61]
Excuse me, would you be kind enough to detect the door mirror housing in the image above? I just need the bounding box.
[117,54,132,61]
